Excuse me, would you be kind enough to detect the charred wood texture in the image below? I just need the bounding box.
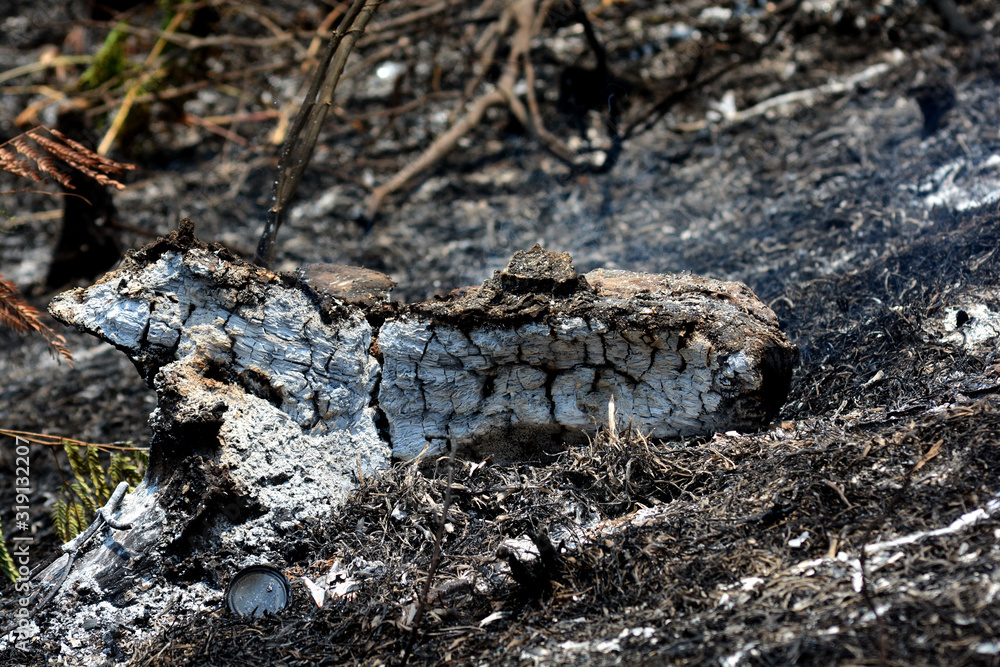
[381,247,797,459]
[29,222,795,654]
[44,222,794,575]
[51,225,796,472]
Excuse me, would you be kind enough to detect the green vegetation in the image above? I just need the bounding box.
[52,441,148,544]
[77,25,130,92]
[0,523,17,582]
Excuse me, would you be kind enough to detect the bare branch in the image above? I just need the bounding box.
[255,0,385,269]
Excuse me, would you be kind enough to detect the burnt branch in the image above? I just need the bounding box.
[255,0,385,269]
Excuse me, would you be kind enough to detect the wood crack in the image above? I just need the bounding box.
[50,234,797,468]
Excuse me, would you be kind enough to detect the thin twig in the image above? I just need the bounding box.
[624,0,802,140]
[0,429,145,452]
[97,9,189,155]
[365,0,546,220]
[0,55,93,86]
[84,62,290,116]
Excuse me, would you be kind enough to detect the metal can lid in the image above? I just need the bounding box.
[226,565,292,618]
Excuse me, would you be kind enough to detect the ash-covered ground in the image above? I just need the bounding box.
[2,0,1000,664]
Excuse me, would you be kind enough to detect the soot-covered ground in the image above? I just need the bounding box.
[2,0,1000,664]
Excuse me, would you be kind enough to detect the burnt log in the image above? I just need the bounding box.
[42,223,798,567]
[17,222,794,661]
[50,225,796,470]
[39,221,798,565]
[379,248,797,459]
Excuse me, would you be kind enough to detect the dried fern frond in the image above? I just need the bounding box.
[0,146,44,182]
[0,125,135,191]
[46,128,131,174]
[10,134,74,189]
[0,274,73,363]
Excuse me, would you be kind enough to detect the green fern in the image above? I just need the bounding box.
[0,521,18,582]
[72,480,100,515]
[77,25,129,92]
[109,450,147,486]
[52,497,88,547]
[87,445,113,503]
[52,441,147,543]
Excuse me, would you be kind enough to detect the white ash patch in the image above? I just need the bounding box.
[932,301,1000,351]
[905,154,1000,212]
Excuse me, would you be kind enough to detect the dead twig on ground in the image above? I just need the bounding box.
[363,0,639,218]
[365,0,562,221]
[623,0,803,141]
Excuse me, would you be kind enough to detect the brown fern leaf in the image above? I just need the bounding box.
[0,146,44,183]
[28,129,130,189]
[45,128,134,175]
[34,154,75,190]
[33,128,135,184]
[0,126,135,192]
[0,277,33,334]
[9,135,73,188]
[0,275,73,364]
[72,163,124,190]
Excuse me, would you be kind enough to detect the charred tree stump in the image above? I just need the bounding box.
[45,221,797,544]
[18,221,795,661]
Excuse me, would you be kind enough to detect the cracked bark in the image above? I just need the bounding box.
[50,225,797,473]
[39,224,796,625]
[382,249,797,459]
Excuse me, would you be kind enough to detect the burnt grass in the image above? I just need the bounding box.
[133,398,1000,666]
[3,0,1000,665]
[137,85,1000,667]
